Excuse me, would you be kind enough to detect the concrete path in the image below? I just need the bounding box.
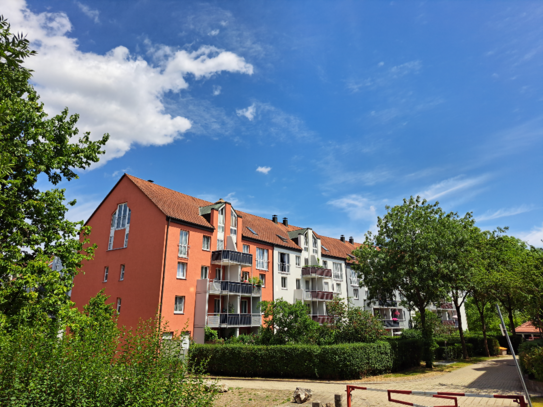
[218,357,536,407]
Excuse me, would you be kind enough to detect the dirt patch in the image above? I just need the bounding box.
[214,387,293,407]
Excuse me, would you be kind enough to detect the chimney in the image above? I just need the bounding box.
[272,215,278,223]
[340,235,345,242]
[283,217,288,227]
[147,180,154,183]
[349,236,354,244]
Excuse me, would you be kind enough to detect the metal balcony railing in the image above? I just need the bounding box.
[382,319,401,328]
[206,280,261,296]
[302,267,332,278]
[278,263,290,274]
[311,315,334,324]
[211,250,252,266]
[207,313,261,327]
[303,290,334,301]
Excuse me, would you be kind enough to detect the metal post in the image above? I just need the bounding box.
[495,304,532,407]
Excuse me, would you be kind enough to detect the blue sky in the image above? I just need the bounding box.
[6,0,543,246]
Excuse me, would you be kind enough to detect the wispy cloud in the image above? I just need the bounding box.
[517,223,543,248]
[347,60,422,93]
[212,85,221,96]
[483,116,543,160]
[75,1,99,23]
[328,195,378,221]
[111,168,131,178]
[256,166,271,174]
[236,103,256,121]
[477,205,534,222]
[415,175,490,202]
[208,29,219,36]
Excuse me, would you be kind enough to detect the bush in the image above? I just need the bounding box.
[189,340,422,380]
[519,339,543,380]
[435,343,474,360]
[386,338,423,371]
[401,329,422,340]
[493,335,523,353]
[433,334,500,358]
[205,326,219,342]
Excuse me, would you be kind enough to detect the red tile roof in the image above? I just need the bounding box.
[127,175,214,229]
[516,321,542,334]
[319,234,362,260]
[240,211,302,250]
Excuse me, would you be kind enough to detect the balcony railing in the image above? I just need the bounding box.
[332,271,343,281]
[382,319,401,328]
[211,250,252,266]
[311,315,334,324]
[206,313,261,328]
[302,267,332,278]
[206,280,261,296]
[278,263,290,274]
[377,300,398,307]
[303,290,334,301]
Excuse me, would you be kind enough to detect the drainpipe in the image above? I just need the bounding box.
[158,217,171,324]
[344,262,350,311]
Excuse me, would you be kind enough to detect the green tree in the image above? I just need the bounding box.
[0,16,108,329]
[259,299,319,344]
[352,196,473,368]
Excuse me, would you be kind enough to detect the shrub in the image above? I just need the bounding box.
[435,343,474,360]
[433,334,499,358]
[519,339,543,380]
[204,326,219,342]
[189,339,422,380]
[401,329,422,340]
[493,335,523,353]
[386,337,423,371]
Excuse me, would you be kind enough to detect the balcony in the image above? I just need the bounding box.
[206,280,261,296]
[382,319,401,328]
[311,315,334,324]
[442,320,458,327]
[302,267,332,278]
[206,313,261,328]
[211,250,252,266]
[303,290,334,301]
[376,300,398,307]
[438,302,454,309]
[278,263,290,274]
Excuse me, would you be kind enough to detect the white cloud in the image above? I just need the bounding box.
[208,29,220,36]
[347,60,422,93]
[415,175,489,202]
[256,166,271,174]
[477,205,534,222]
[4,0,253,165]
[517,223,543,248]
[66,197,101,223]
[328,195,377,222]
[75,1,99,23]
[212,85,221,96]
[236,103,257,121]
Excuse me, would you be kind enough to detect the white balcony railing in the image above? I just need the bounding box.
[333,271,342,281]
[278,263,290,274]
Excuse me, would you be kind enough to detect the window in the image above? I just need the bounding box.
[112,203,131,230]
[333,263,343,280]
[247,227,258,236]
[296,256,301,267]
[281,276,287,289]
[108,235,113,250]
[279,252,290,273]
[120,265,125,281]
[312,237,318,254]
[217,239,224,250]
[215,268,221,280]
[296,279,301,290]
[241,299,248,314]
[177,263,187,279]
[214,299,220,313]
[305,280,310,290]
[201,266,209,279]
[178,230,189,258]
[304,258,309,266]
[336,283,341,293]
[174,296,185,314]
[256,248,268,270]
[322,245,329,252]
[103,267,109,282]
[353,288,360,300]
[260,273,265,287]
[202,236,210,251]
[323,281,329,292]
[349,269,359,286]
[124,232,129,248]
[218,207,225,233]
[116,298,121,314]
[277,234,287,243]
[303,235,308,251]
[230,208,237,236]
[242,271,249,282]
[243,244,250,253]
[323,260,328,268]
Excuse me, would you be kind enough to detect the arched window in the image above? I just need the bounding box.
[108,203,131,250]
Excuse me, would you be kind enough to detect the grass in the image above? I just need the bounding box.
[531,397,543,407]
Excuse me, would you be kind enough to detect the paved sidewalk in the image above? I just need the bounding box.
[219,357,535,407]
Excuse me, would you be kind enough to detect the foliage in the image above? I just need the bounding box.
[385,337,424,371]
[259,299,320,345]
[465,297,526,333]
[351,196,474,367]
[434,335,499,358]
[401,329,422,340]
[413,310,456,336]
[225,333,259,345]
[248,276,262,286]
[0,296,218,406]
[204,325,219,342]
[519,339,543,381]
[0,16,109,329]
[494,334,523,354]
[324,297,387,343]
[524,247,543,333]
[190,340,421,380]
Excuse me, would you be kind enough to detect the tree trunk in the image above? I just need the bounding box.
[453,297,468,359]
[506,298,516,335]
[475,298,490,357]
[419,306,433,369]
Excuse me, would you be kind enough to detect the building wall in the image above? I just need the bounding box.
[71,177,167,329]
[273,246,303,303]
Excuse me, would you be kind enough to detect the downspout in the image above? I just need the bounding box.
[344,261,350,311]
[158,217,171,324]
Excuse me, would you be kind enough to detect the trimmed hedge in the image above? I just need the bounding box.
[386,338,423,372]
[435,343,474,360]
[519,339,543,381]
[494,335,523,353]
[435,335,500,357]
[189,340,422,380]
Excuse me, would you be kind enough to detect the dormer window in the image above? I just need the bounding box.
[230,208,237,236]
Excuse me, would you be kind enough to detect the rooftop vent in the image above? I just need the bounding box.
[276,234,287,243]
[272,215,278,223]
[147,180,154,183]
[349,236,354,244]
[247,227,258,236]
[340,235,346,243]
[283,217,288,227]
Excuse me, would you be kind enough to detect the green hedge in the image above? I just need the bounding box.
[434,335,500,357]
[386,338,423,372]
[435,343,474,359]
[493,335,523,353]
[189,340,422,380]
[519,339,543,380]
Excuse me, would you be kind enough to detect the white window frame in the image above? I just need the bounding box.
[174,296,185,314]
[124,231,129,248]
[333,262,343,281]
[323,260,328,268]
[230,208,237,236]
[201,266,209,280]
[281,276,287,290]
[243,244,250,254]
[303,235,308,252]
[241,299,248,314]
[242,271,249,282]
[296,279,301,290]
[178,230,189,258]
[324,281,330,292]
[353,288,360,300]
[116,298,121,314]
[256,248,268,270]
[218,206,225,233]
[279,252,290,274]
[217,239,224,250]
[336,283,341,293]
[312,237,318,254]
[215,268,221,280]
[304,258,309,266]
[103,267,109,282]
[214,299,220,313]
[260,273,265,287]
[202,236,211,251]
[177,262,187,279]
[296,256,301,267]
[120,264,125,281]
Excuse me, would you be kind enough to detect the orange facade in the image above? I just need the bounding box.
[71,175,274,339]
